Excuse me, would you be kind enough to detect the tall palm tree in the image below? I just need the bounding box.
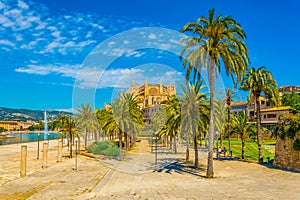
[214,98,226,148]
[231,112,255,159]
[224,87,239,156]
[180,80,209,168]
[63,116,77,158]
[57,113,68,144]
[162,95,181,155]
[181,8,249,177]
[240,66,279,163]
[76,103,98,149]
[121,93,144,150]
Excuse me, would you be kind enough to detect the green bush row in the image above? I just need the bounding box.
[87,141,120,156]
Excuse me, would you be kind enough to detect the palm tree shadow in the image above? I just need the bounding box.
[152,159,206,178]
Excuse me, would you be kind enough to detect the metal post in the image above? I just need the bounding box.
[20,145,27,177]
[37,133,40,160]
[155,135,158,165]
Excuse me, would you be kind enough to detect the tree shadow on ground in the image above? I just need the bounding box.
[261,163,300,174]
[152,159,206,177]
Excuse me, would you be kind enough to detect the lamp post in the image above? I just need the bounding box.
[37,132,40,160]
[74,137,78,170]
[155,132,158,165]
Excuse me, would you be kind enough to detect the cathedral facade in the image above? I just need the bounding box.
[125,80,176,109]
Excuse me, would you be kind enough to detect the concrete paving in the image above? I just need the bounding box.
[0,138,300,199]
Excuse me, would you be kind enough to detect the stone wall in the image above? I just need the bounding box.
[273,132,300,170]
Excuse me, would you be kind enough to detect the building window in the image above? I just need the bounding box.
[250,111,254,116]
[266,102,270,106]
[267,113,276,118]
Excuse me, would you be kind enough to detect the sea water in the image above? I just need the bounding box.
[0,132,61,145]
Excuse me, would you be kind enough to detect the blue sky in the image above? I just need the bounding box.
[0,0,299,111]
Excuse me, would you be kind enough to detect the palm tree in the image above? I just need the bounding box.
[240,66,279,163]
[231,112,255,159]
[76,103,98,149]
[181,9,249,177]
[63,116,77,158]
[180,80,209,168]
[162,95,181,154]
[57,113,68,144]
[120,93,144,150]
[224,87,239,156]
[214,98,226,148]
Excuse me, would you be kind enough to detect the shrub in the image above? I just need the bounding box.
[293,139,300,151]
[104,146,120,156]
[87,141,119,157]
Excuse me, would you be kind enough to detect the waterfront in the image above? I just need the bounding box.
[0,132,61,146]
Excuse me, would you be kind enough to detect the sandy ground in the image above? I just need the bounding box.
[0,138,300,199]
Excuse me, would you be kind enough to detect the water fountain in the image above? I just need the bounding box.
[44,110,48,141]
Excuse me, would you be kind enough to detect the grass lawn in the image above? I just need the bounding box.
[217,139,275,162]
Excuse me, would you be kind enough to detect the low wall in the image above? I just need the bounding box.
[273,132,300,170]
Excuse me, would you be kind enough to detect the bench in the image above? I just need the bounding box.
[218,147,226,157]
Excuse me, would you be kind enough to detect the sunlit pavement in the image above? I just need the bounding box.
[1,139,300,199]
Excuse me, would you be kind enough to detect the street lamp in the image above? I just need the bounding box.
[155,132,158,165]
[37,132,40,160]
[74,137,78,170]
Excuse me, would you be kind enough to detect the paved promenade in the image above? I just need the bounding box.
[0,139,110,200]
[88,139,300,199]
[0,138,300,199]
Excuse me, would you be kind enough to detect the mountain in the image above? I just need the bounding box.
[0,107,72,121]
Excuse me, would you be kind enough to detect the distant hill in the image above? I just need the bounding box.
[0,107,72,121]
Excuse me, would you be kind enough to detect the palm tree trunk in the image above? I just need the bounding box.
[227,106,231,156]
[256,94,263,164]
[174,135,177,154]
[199,131,203,147]
[220,131,223,147]
[69,133,73,158]
[186,131,190,161]
[206,61,215,178]
[85,128,88,149]
[241,136,245,159]
[118,131,122,160]
[193,125,198,168]
[124,132,128,151]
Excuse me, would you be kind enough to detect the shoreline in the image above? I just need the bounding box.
[2,130,60,135]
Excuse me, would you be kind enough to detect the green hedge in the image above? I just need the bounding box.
[87,141,119,156]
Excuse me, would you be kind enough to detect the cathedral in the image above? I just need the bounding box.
[125,80,176,109]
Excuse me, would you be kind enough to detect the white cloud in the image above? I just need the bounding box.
[148,33,156,39]
[159,43,171,50]
[15,64,80,77]
[0,2,5,9]
[18,0,29,10]
[0,40,15,47]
